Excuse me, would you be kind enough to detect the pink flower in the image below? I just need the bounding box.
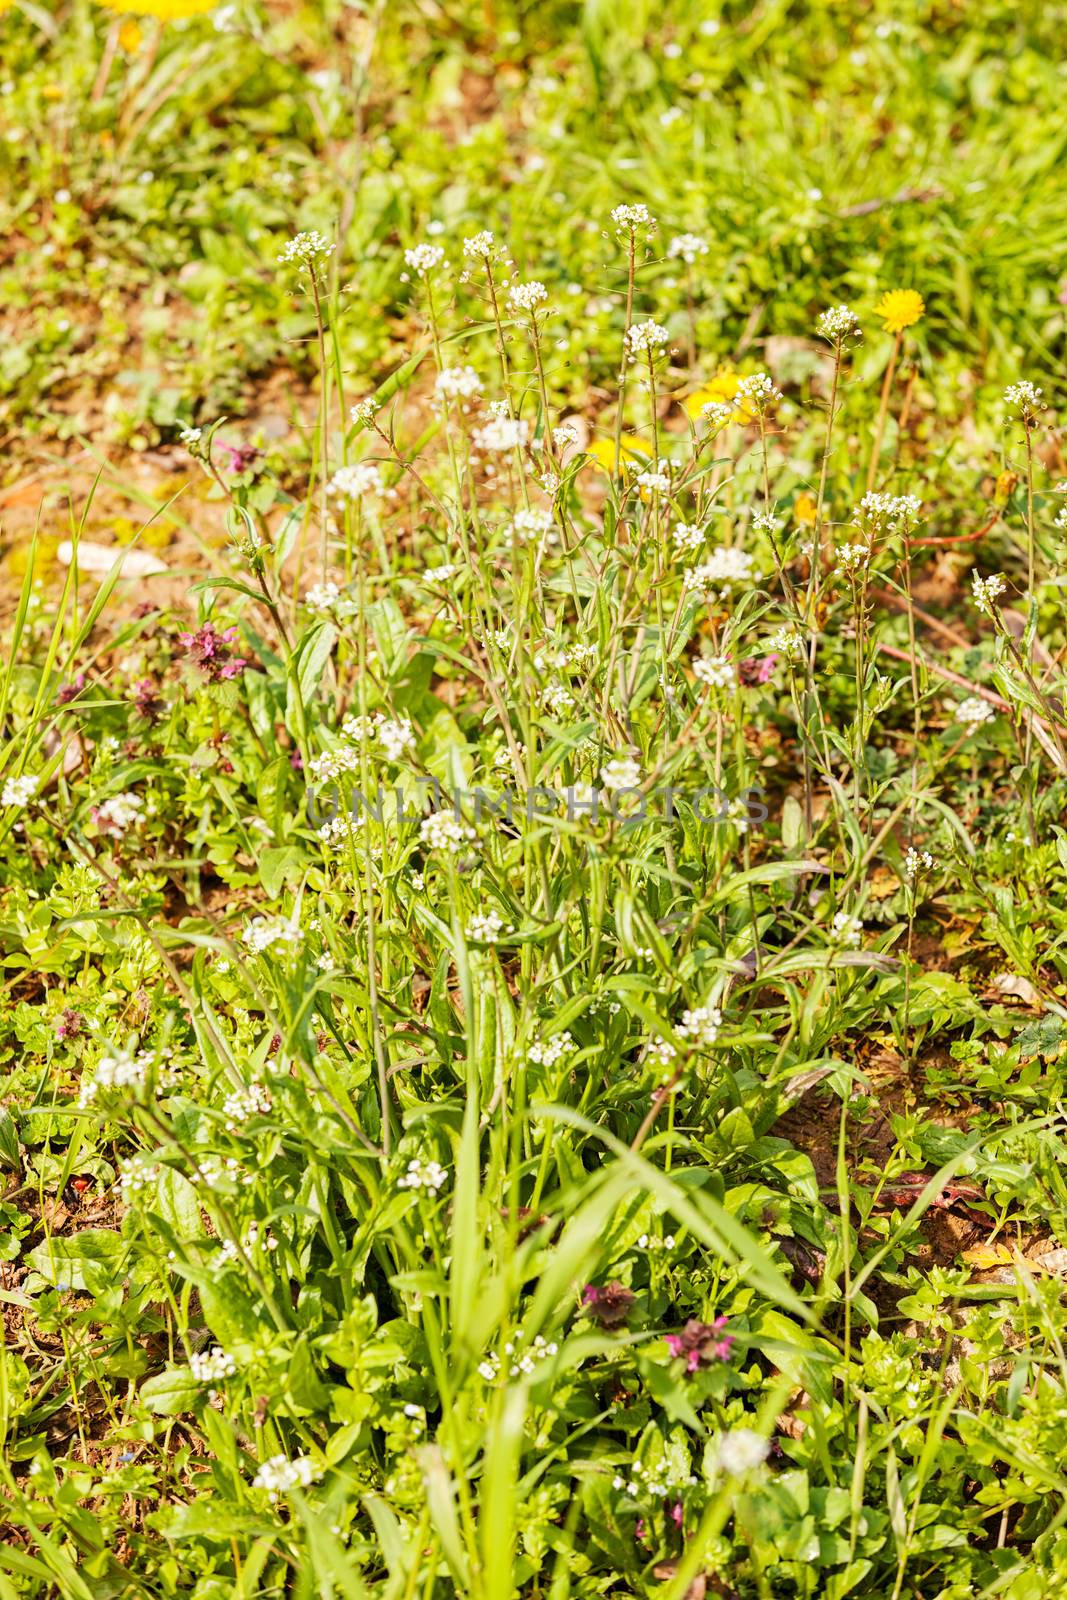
[664,1316,734,1374]
[738,654,778,686]
[219,442,262,474]
[178,624,249,683]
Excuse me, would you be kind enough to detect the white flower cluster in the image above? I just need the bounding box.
[831,911,862,947]
[701,399,736,429]
[318,812,365,848]
[955,696,995,728]
[904,847,936,877]
[480,1335,559,1383]
[473,402,529,453]
[252,1454,320,1500]
[636,1232,676,1250]
[693,655,734,689]
[507,279,548,312]
[600,756,642,791]
[94,792,146,832]
[614,1456,697,1499]
[528,1031,575,1067]
[735,371,782,408]
[672,522,705,555]
[462,230,496,258]
[222,1081,273,1130]
[278,231,333,267]
[715,1429,770,1476]
[685,547,758,594]
[435,366,483,400]
[635,461,672,495]
[189,1346,237,1385]
[971,572,1006,615]
[79,1048,146,1107]
[855,491,922,528]
[511,507,555,542]
[243,917,303,954]
[626,319,670,356]
[836,541,870,575]
[817,304,861,343]
[467,909,506,942]
[1004,381,1045,418]
[350,397,379,427]
[543,681,576,716]
[2,773,37,808]
[677,1004,721,1047]
[305,581,358,619]
[668,232,708,264]
[218,1223,278,1263]
[611,203,656,231]
[193,1154,253,1190]
[397,1157,448,1193]
[118,1153,162,1201]
[770,627,806,660]
[329,463,383,501]
[420,811,476,852]
[404,243,445,276]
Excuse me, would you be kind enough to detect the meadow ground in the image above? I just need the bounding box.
[2,3,1067,1597]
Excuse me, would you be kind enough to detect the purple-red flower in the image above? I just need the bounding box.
[178,624,249,683]
[218,442,262,474]
[56,673,88,705]
[56,1008,84,1040]
[664,1316,734,1373]
[581,1281,636,1328]
[738,654,778,686]
[132,678,164,721]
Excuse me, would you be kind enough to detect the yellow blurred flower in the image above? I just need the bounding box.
[119,18,143,49]
[95,0,216,18]
[793,492,818,526]
[585,435,650,473]
[682,370,754,425]
[875,290,924,335]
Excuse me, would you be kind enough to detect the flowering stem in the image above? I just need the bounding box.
[866,329,902,493]
[613,228,637,479]
[309,264,331,583]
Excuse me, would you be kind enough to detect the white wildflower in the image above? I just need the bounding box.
[693,655,734,689]
[971,572,1006,615]
[507,280,549,312]
[668,233,708,264]
[404,243,445,276]
[278,231,333,268]
[904,847,936,878]
[253,1455,320,1501]
[2,774,36,808]
[435,366,483,400]
[626,320,670,356]
[611,203,656,231]
[1004,381,1045,420]
[955,696,995,728]
[420,811,476,853]
[715,1429,769,1476]
[600,756,642,791]
[397,1157,448,1193]
[817,304,861,343]
[329,462,383,500]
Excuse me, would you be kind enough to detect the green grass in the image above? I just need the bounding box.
[1,3,1067,1598]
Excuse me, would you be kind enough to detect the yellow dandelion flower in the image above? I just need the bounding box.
[118,18,143,49]
[95,0,216,19]
[682,370,754,425]
[875,289,925,335]
[585,435,650,473]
